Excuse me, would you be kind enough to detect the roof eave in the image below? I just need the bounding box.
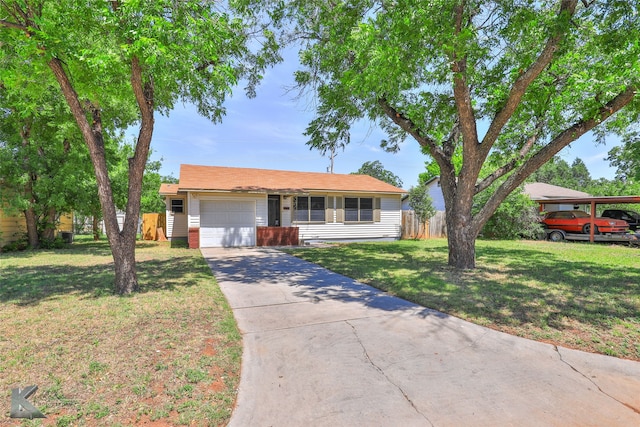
[178,187,405,195]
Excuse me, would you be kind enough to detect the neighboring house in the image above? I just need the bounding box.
[0,208,26,247]
[401,176,447,238]
[400,180,592,238]
[100,211,127,234]
[402,180,590,213]
[159,164,407,248]
[402,176,446,212]
[523,182,591,212]
[0,208,73,246]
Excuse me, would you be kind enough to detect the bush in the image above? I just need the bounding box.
[476,187,544,240]
[1,234,29,252]
[39,236,67,250]
[1,234,68,252]
[407,182,436,223]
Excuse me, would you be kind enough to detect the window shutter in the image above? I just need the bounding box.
[374,197,381,222]
[336,197,344,223]
[325,196,334,223]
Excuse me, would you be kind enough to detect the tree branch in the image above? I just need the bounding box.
[451,2,479,156]
[443,118,460,159]
[0,0,28,23]
[377,96,443,159]
[475,121,542,193]
[125,56,155,236]
[473,85,636,230]
[481,0,578,150]
[48,56,120,240]
[0,19,28,31]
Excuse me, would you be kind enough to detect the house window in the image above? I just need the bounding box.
[344,197,374,222]
[171,199,184,214]
[294,196,325,222]
[345,197,359,222]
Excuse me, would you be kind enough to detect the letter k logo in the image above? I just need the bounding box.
[10,385,46,419]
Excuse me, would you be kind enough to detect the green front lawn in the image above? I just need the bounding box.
[287,239,640,360]
[0,237,240,426]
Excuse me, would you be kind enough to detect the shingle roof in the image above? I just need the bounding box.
[159,183,179,195]
[523,182,591,200]
[161,164,406,195]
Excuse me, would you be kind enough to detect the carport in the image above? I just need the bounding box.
[534,195,640,242]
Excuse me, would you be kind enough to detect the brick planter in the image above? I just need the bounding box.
[188,227,200,249]
[257,227,299,246]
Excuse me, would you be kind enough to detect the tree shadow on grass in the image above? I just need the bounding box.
[0,250,210,306]
[287,242,640,332]
[472,244,640,329]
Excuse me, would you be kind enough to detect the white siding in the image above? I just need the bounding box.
[172,191,402,246]
[281,196,293,227]
[296,195,402,242]
[166,212,188,238]
[164,196,188,238]
[254,195,268,226]
[188,194,200,228]
[427,179,446,211]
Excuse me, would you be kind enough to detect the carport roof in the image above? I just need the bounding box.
[160,164,407,195]
[535,195,640,205]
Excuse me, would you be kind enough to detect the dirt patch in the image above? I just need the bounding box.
[0,240,241,426]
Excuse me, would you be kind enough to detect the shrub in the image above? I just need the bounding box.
[407,182,436,223]
[475,187,543,240]
[39,236,67,250]
[1,234,29,252]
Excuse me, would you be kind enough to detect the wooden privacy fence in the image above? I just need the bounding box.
[142,213,167,241]
[402,210,447,239]
[402,210,428,239]
[428,211,447,238]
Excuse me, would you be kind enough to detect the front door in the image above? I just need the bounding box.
[268,195,281,227]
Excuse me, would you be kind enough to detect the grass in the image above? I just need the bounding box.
[286,239,640,361]
[0,236,241,426]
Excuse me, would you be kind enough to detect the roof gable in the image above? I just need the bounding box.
[166,164,406,194]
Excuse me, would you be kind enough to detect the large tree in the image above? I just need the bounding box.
[264,0,640,268]
[352,160,403,187]
[607,133,640,182]
[1,1,278,293]
[0,80,88,248]
[528,156,592,190]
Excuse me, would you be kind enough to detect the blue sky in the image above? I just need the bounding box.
[144,51,619,190]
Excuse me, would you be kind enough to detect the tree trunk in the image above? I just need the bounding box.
[42,207,57,241]
[111,234,138,294]
[23,207,39,248]
[446,208,477,270]
[92,215,101,241]
[20,124,39,248]
[49,57,141,294]
[48,55,153,295]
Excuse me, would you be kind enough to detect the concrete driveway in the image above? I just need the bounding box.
[202,247,640,427]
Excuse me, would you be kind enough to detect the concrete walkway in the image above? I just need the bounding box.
[202,248,640,427]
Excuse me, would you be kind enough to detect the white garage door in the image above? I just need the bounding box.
[200,200,256,247]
